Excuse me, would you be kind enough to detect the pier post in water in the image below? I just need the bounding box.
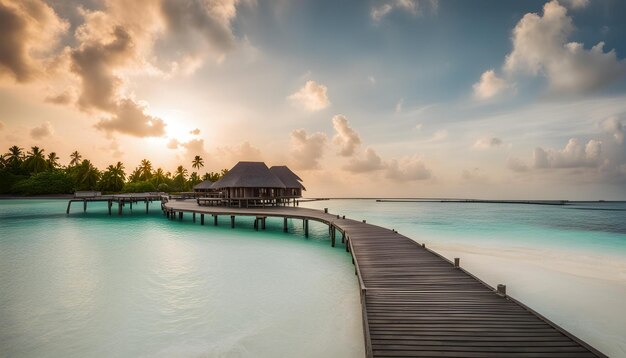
[213,215,218,226]
[261,217,266,230]
[83,200,87,213]
[118,201,122,216]
[193,212,196,223]
[230,215,235,228]
[200,214,204,225]
[145,200,149,214]
[178,212,183,220]
[129,201,133,211]
[331,225,336,247]
[283,217,288,232]
[108,200,112,215]
[304,219,309,238]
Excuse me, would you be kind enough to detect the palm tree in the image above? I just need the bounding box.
[189,171,201,186]
[23,146,47,174]
[192,155,204,170]
[0,154,6,169]
[6,145,24,167]
[69,151,82,166]
[152,168,166,186]
[75,160,100,190]
[99,161,125,192]
[174,165,188,191]
[128,166,142,183]
[138,159,153,181]
[46,152,60,169]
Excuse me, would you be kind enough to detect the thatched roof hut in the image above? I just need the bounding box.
[193,180,214,192]
[269,165,306,190]
[211,162,286,191]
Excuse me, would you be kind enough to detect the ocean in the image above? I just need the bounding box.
[1,199,625,357]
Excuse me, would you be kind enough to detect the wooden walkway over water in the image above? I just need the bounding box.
[159,200,606,358]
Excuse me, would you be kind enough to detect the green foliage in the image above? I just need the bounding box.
[2,145,231,195]
[122,181,156,193]
[0,170,26,194]
[11,170,73,195]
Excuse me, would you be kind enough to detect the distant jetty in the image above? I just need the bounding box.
[376,199,569,206]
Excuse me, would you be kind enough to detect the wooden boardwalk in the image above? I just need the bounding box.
[159,200,606,358]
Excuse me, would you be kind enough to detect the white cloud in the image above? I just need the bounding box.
[386,155,432,181]
[503,0,626,94]
[167,138,180,149]
[473,137,503,149]
[290,129,327,170]
[288,80,330,111]
[343,148,386,173]
[332,115,361,156]
[473,70,510,100]
[95,99,166,137]
[506,157,530,172]
[560,0,589,9]
[30,121,53,139]
[602,117,624,145]
[534,138,602,169]
[371,0,438,22]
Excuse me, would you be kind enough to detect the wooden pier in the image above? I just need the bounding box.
[160,200,607,358]
[66,193,163,215]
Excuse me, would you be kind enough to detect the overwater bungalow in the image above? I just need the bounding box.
[269,165,305,206]
[193,180,214,192]
[208,161,301,207]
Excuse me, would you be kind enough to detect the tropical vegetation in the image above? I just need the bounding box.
[0,146,228,195]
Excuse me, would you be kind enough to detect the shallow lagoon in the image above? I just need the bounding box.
[1,199,625,357]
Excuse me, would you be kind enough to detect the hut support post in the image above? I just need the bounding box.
[108,200,112,215]
[66,201,72,215]
[178,212,183,220]
[254,218,258,231]
[118,201,123,216]
[83,200,87,212]
[283,217,288,232]
[214,215,218,226]
[130,201,133,211]
[200,214,204,225]
[145,200,149,214]
[193,212,196,223]
[230,215,235,228]
[304,219,309,238]
[262,217,266,230]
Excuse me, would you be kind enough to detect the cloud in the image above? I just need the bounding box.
[473,70,510,100]
[288,80,330,111]
[602,117,624,145]
[45,91,73,105]
[95,99,166,137]
[534,138,602,169]
[371,0,438,22]
[560,0,589,9]
[30,121,53,139]
[332,115,361,156]
[215,141,263,162]
[506,157,530,172]
[167,138,180,149]
[462,167,489,183]
[290,129,327,170]
[386,156,432,181]
[0,121,4,130]
[190,128,200,135]
[473,137,503,149]
[343,147,386,173]
[159,0,242,65]
[503,1,626,94]
[0,0,69,82]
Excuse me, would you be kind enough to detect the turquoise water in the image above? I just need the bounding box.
[302,200,626,357]
[0,200,363,357]
[2,199,626,357]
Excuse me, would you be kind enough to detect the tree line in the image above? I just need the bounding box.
[0,146,228,195]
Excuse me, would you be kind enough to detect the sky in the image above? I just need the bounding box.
[1,0,626,199]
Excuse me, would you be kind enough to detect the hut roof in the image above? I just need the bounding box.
[269,166,306,190]
[211,161,286,188]
[193,180,214,190]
